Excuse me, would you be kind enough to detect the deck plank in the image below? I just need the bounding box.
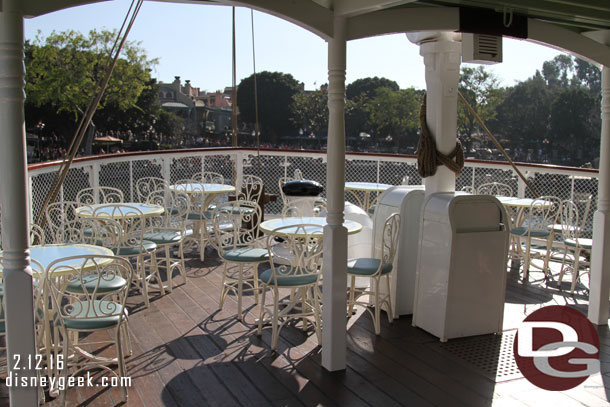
[0,248,606,407]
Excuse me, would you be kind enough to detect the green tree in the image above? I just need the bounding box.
[237,71,302,144]
[367,87,421,152]
[574,58,601,95]
[494,72,552,148]
[156,109,184,141]
[345,77,400,141]
[542,54,574,89]
[346,77,399,101]
[550,88,597,142]
[289,86,328,135]
[458,66,502,139]
[25,29,158,145]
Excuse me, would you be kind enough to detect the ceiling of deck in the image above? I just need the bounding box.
[19,0,610,64]
[396,0,610,34]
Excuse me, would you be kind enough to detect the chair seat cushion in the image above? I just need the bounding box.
[510,227,551,238]
[113,240,157,256]
[186,211,213,220]
[564,238,593,250]
[65,274,128,294]
[347,258,392,276]
[143,231,182,245]
[219,205,255,215]
[550,224,579,233]
[63,300,128,330]
[259,267,318,287]
[222,248,269,263]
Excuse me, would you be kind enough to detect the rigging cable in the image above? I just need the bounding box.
[35,0,144,229]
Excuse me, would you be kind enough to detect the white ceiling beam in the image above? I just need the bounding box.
[528,19,610,67]
[215,0,334,39]
[332,0,417,17]
[21,0,110,18]
[346,7,460,41]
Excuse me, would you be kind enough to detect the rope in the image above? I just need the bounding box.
[416,93,464,177]
[35,0,143,229]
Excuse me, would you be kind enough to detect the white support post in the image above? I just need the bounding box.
[0,3,40,405]
[235,151,244,191]
[162,156,171,184]
[129,160,134,201]
[517,171,527,198]
[322,15,348,371]
[588,66,610,325]
[408,33,461,195]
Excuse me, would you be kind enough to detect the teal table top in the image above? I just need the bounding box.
[260,217,362,237]
[170,183,235,194]
[345,182,393,192]
[76,203,164,218]
[495,196,553,208]
[1,244,114,275]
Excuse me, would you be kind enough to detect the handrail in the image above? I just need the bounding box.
[27,147,600,176]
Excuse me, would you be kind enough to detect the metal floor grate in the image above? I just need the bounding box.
[430,330,523,383]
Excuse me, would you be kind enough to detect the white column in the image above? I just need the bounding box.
[408,33,461,195]
[588,66,610,325]
[0,2,40,405]
[322,16,348,371]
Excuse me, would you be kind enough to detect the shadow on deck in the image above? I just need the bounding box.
[3,249,610,407]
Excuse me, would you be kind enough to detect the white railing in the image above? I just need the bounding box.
[27,147,599,234]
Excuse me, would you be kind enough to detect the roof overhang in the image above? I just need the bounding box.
[16,0,610,66]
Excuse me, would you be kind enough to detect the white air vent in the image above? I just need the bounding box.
[462,33,502,64]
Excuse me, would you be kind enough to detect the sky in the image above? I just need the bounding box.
[24,0,568,92]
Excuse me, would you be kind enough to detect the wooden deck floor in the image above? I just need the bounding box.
[2,250,610,407]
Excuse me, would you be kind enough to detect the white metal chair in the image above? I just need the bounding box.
[46,201,81,242]
[556,200,593,293]
[135,176,169,203]
[281,197,327,218]
[180,183,221,262]
[347,212,400,335]
[257,224,323,350]
[214,200,268,321]
[476,182,513,197]
[238,174,264,203]
[76,186,124,205]
[510,196,561,281]
[91,205,163,308]
[144,189,190,291]
[461,186,475,193]
[30,223,46,245]
[192,171,225,184]
[278,169,304,211]
[45,254,133,406]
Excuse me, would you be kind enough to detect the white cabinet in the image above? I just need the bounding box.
[413,193,509,341]
[373,185,425,316]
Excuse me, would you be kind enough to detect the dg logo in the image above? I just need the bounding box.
[513,305,600,391]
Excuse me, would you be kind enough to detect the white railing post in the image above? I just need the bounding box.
[91,162,100,203]
[0,5,40,405]
[162,156,171,184]
[376,159,380,183]
[129,160,134,201]
[517,171,527,198]
[235,151,244,189]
